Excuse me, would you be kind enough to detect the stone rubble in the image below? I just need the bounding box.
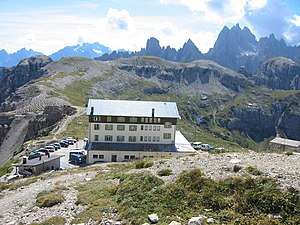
[0,151,299,224]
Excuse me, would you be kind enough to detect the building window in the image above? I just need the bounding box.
[117,136,125,142]
[163,133,171,139]
[129,117,138,123]
[117,117,125,122]
[153,136,156,142]
[105,135,113,141]
[105,124,113,130]
[129,136,136,142]
[99,155,104,159]
[156,136,160,142]
[107,116,112,122]
[130,155,136,159]
[144,136,147,141]
[93,154,98,159]
[140,136,143,141]
[94,124,100,130]
[145,118,149,123]
[94,135,99,141]
[93,116,101,121]
[117,125,125,131]
[141,125,144,130]
[148,136,151,141]
[141,118,144,123]
[153,126,156,131]
[154,118,157,123]
[157,126,160,131]
[149,118,153,123]
[124,155,129,160]
[145,125,148,131]
[164,122,172,128]
[129,125,137,131]
[149,126,152,131]
[158,118,161,123]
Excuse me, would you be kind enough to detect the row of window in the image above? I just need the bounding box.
[92,154,104,159]
[92,116,168,124]
[94,133,172,142]
[92,154,154,161]
[94,123,172,131]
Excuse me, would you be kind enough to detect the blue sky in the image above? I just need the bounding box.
[0,0,299,55]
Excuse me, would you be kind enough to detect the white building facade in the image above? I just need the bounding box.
[85,99,193,163]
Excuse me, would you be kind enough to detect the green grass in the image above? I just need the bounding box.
[58,113,89,139]
[134,159,154,169]
[271,90,300,99]
[0,158,19,177]
[72,163,300,225]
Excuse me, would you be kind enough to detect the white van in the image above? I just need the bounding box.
[192,142,202,150]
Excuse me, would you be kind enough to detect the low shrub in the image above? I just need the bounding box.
[247,166,263,176]
[233,165,242,172]
[36,189,64,207]
[29,216,66,225]
[135,159,153,169]
[285,150,294,156]
[157,169,173,176]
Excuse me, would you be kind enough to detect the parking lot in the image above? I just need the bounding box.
[52,139,86,169]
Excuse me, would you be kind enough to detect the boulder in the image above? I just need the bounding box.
[148,214,159,224]
[169,221,181,225]
[188,216,207,225]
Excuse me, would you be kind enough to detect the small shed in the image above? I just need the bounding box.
[13,155,64,175]
[269,137,300,152]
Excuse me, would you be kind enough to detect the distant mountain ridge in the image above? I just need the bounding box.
[97,37,204,63]
[97,24,300,73]
[0,42,112,67]
[1,24,300,72]
[0,48,43,67]
[49,42,112,61]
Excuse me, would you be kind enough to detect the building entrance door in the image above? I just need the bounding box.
[112,155,117,162]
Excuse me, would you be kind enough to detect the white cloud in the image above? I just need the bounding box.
[160,0,268,25]
[246,0,268,11]
[289,15,300,26]
[105,8,135,31]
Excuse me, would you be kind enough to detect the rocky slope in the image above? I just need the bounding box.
[0,151,299,224]
[254,57,300,90]
[0,56,300,166]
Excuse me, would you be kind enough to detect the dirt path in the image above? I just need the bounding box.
[52,106,86,140]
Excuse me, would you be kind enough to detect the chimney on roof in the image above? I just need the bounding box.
[22,156,27,164]
[90,106,94,115]
[152,108,155,118]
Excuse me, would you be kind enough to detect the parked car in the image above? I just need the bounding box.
[192,142,202,150]
[49,144,59,150]
[69,153,86,165]
[44,145,55,152]
[200,144,214,151]
[60,140,69,147]
[37,148,50,155]
[69,149,86,158]
[28,151,45,159]
[65,137,74,145]
[52,142,61,149]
